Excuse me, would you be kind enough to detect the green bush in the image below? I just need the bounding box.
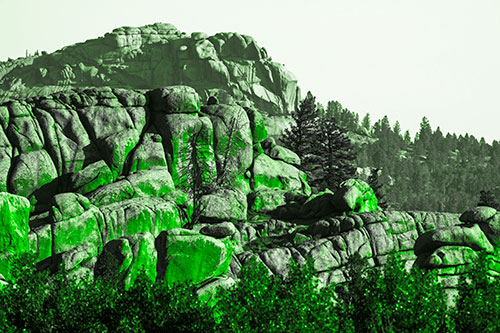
[334,252,453,332]
[451,249,500,332]
[1,247,500,332]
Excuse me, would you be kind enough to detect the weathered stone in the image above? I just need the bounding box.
[252,153,310,195]
[32,223,52,263]
[99,129,141,180]
[95,237,133,284]
[156,228,237,288]
[365,222,397,256]
[52,205,103,258]
[482,213,500,245]
[154,113,216,189]
[126,166,175,198]
[50,192,91,222]
[200,222,238,239]
[199,189,247,222]
[7,113,45,153]
[245,107,268,143]
[268,145,301,165]
[70,160,113,194]
[99,197,182,243]
[420,246,478,268]
[201,104,252,188]
[248,189,288,213]
[77,105,135,141]
[128,130,167,173]
[299,188,338,219]
[414,224,494,256]
[149,86,201,114]
[8,149,58,201]
[112,88,147,107]
[331,178,378,214]
[459,206,497,223]
[196,276,236,309]
[121,232,157,289]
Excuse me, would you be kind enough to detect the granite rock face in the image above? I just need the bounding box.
[0,85,318,292]
[0,84,496,312]
[0,23,300,118]
[0,32,496,310]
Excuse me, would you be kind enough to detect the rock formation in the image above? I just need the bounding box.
[0,23,498,312]
[0,23,300,146]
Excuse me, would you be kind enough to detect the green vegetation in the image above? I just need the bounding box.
[281,91,357,194]
[2,248,499,332]
[313,98,500,213]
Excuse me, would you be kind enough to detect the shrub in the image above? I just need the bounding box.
[452,249,500,332]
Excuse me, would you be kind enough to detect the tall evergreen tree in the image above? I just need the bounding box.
[281,91,321,169]
[403,130,412,146]
[361,113,371,133]
[282,92,358,193]
[367,167,389,210]
[310,119,357,192]
[393,121,402,138]
[478,189,500,210]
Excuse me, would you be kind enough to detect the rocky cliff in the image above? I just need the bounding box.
[0,23,499,311]
[0,85,498,310]
[0,23,300,143]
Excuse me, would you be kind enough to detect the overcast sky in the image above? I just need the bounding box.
[1,0,499,144]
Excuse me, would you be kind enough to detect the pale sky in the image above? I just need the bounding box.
[1,0,499,144]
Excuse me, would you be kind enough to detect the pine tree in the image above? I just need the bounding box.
[281,91,321,171]
[310,119,357,192]
[393,121,401,138]
[361,113,371,133]
[478,189,500,210]
[367,167,389,210]
[282,92,358,194]
[403,130,412,146]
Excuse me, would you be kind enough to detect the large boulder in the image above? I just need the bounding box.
[414,224,494,256]
[298,188,339,219]
[127,129,168,173]
[149,86,201,114]
[459,206,497,224]
[50,192,91,222]
[198,189,247,223]
[251,153,310,194]
[245,107,268,143]
[95,232,157,291]
[156,228,237,288]
[70,160,114,194]
[88,166,175,207]
[331,178,378,214]
[99,197,182,243]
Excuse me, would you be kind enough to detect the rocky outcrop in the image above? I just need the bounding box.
[0,85,316,290]
[0,85,495,312]
[0,23,300,118]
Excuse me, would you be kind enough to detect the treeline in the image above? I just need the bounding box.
[281,92,500,213]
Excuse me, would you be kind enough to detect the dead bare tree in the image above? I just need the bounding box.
[181,109,247,229]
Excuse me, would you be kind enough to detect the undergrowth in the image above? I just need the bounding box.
[0,249,499,332]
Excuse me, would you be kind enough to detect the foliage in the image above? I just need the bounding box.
[281,91,320,166]
[3,247,500,331]
[182,109,247,229]
[477,189,500,210]
[451,247,500,332]
[282,92,358,194]
[334,107,500,213]
[367,167,389,210]
[308,118,357,192]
